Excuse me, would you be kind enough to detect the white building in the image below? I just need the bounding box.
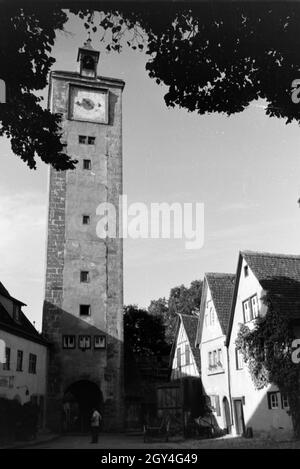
[0,282,48,426]
[196,273,235,433]
[226,251,296,438]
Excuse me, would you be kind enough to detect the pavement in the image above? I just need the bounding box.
[5,432,300,449]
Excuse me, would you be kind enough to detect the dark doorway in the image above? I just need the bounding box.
[222,397,231,434]
[63,380,103,433]
[233,399,245,435]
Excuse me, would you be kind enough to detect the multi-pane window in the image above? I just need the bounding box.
[16,350,23,371]
[79,335,91,349]
[79,135,96,145]
[185,344,190,365]
[268,392,279,409]
[83,159,91,170]
[88,136,96,145]
[80,271,90,283]
[28,353,37,374]
[217,348,223,367]
[251,295,259,318]
[208,348,224,372]
[94,335,106,349]
[79,304,91,316]
[235,347,244,370]
[177,347,181,368]
[62,335,76,349]
[82,215,90,225]
[79,135,87,144]
[281,394,289,409]
[3,347,10,370]
[209,395,221,416]
[243,294,259,322]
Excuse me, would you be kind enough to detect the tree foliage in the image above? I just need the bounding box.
[148,280,202,345]
[236,291,300,437]
[124,304,169,357]
[3,3,300,169]
[0,6,77,170]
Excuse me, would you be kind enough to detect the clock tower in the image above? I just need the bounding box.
[43,39,124,432]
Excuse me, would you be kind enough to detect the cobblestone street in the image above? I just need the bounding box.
[22,433,300,449]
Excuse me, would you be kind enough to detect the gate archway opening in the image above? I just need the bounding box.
[63,380,103,433]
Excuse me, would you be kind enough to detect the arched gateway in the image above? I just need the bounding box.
[62,380,103,433]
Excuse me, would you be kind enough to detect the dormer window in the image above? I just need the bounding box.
[13,304,21,322]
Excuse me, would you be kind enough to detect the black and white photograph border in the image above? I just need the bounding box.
[1,0,300,453]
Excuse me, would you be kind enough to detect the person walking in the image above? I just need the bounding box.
[90,408,102,443]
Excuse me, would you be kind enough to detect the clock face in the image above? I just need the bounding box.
[69,86,108,123]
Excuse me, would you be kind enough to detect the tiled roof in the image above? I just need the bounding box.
[180,314,201,373]
[206,273,236,334]
[226,250,300,345]
[242,250,300,318]
[0,284,47,345]
[0,282,10,297]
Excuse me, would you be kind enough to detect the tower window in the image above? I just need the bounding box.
[62,335,76,349]
[79,135,87,144]
[88,136,96,145]
[82,215,90,225]
[79,304,91,316]
[94,335,106,349]
[80,271,90,283]
[83,159,91,170]
[79,335,91,349]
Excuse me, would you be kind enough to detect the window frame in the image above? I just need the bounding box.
[16,350,23,372]
[78,335,91,350]
[94,335,106,349]
[3,347,10,371]
[82,215,90,225]
[79,304,91,317]
[83,159,91,170]
[80,271,90,283]
[28,353,37,374]
[62,335,76,349]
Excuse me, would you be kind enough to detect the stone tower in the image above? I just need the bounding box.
[42,39,124,432]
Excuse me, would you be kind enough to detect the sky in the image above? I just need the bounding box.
[1,12,300,330]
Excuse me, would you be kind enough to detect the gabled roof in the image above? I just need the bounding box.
[196,273,235,345]
[226,250,300,346]
[206,273,236,334]
[170,314,201,374]
[0,283,47,346]
[0,281,26,306]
